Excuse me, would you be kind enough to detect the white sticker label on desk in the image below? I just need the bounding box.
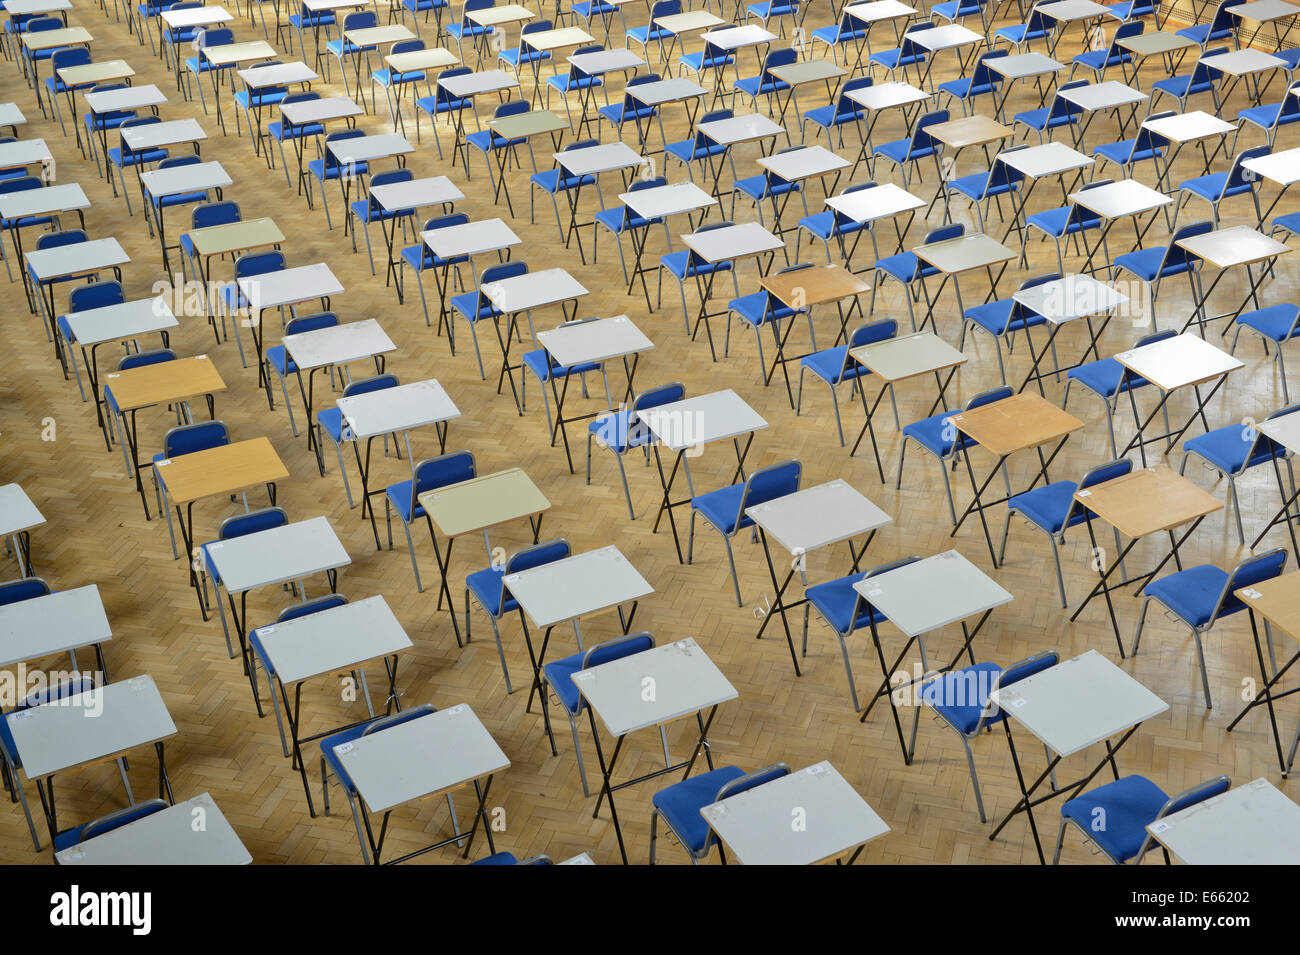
[505,574,519,583]
[573,671,593,682]
[808,764,827,776]
[1149,821,1169,833]
[449,704,466,714]
[867,589,882,598]
[1076,489,1091,497]
[333,742,354,755]
[1008,697,1027,707]
[1241,588,1262,599]
[156,459,171,466]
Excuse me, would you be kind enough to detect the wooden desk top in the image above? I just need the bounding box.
[1075,466,1223,539]
[155,437,289,507]
[929,114,1013,149]
[103,355,227,413]
[949,392,1083,456]
[1235,570,1300,641]
[760,265,870,308]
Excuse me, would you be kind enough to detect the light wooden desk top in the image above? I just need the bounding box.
[769,59,846,86]
[155,437,289,507]
[467,3,536,26]
[1235,569,1300,641]
[850,330,968,382]
[21,26,92,50]
[928,114,1013,149]
[104,355,227,413]
[523,26,596,50]
[654,10,726,32]
[386,47,459,72]
[1075,466,1223,538]
[418,468,550,538]
[949,392,1083,456]
[188,217,284,258]
[760,265,869,307]
[1176,225,1291,269]
[57,60,134,86]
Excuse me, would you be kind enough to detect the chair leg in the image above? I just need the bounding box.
[836,631,860,711]
[1191,628,1213,709]
[960,735,988,822]
[401,518,424,592]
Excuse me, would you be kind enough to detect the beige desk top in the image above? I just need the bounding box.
[914,232,1017,274]
[769,59,846,86]
[929,114,1013,149]
[949,392,1084,456]
[1118,31,1197,55]
[850,330,968,382]
[104,355,226,413]
[57,60,133,85]
[488,109,568,139]
[386,48,459,72]
[156,437,289,507]
[418,468,550,538]
[467,3,536,26]
[21,27,92,51]
[760,265,870,308]
[1075,466,1222,539]
[188,217,284,258]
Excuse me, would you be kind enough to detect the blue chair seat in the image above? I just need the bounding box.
[543,650,585,713]
[874,136,929,164]
[372,67,427,86]
[598,101,654,125]
[903,409,972,457]
[316,407,345,443]
[594,207,653,233]
[290,12,336,28]
[801,344,869,385]
[1094,139,1162,165]
[679,51,733,72]
[798,210,863,240]
[651,766,746,854]
[264,345,296,378]
[811,23,864,45]
[921,662,1004,734]
[965,299,1048,335]
[1,213,53,230]
[1152,74,1210,99]
[1144,564,1229,627]
[235,88,288,110]
[660,249,733,279]
[1026,206,1100,236]
[876,250,920,283]
[1060,775,1168,863]
[664,138,726,164]
[520,349,601,382]
[729,290,798,327]
[804,571,887,633]
[938,76,997,100]
[350,199,408,224]
[308,157,369,181]
[449,291,499,322]
[588,409,652,453]
[326,39,375,57]
[546,74,601,95]
[950,171,1017,201]
[403,0,447,12]
[530,169,596,194]
[691,483,747,534]
[869,48,922,70]
[1112,246,1173,281]
[466,129,524,153]
[1237,303,1300,341]
[1184,425,1280,473]
[465,565,516,617]
[1008,480,1081,535]
[1068,356,1150,397]
[734,75,789,98]
[269,119,325,142]
[384,479,427,523]
[471,851,520,864]
[1274,211,1300,235]
[108,146,167,168]
[1182,171,1245,200]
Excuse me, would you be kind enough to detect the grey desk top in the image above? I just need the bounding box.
[853,549,1012,637]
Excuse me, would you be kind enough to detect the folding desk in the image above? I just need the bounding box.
[576,637,737,864]
[1113,333,1243,465]
[623,77,707,152]
[565,48,646,137]
[331,703,508,864]
[185,217,285,334]
[253,594,412,815]
[204,515,350,672]
[84,87,163,174]
[679,221,783,359]
[985,53,1065,123]
[1010,273,1129,394]
[844,81,932,175]
[618,179,716,307]
[696,25,776,106]
[1065,178,1171,277]
[747,480,892,675]
[160,6,233,80]
[909,24,984,92]
[754,144,849,217]
[376,45,459,135]
[693,112,786,202]
[7,674,178,844]
[237,62,318,152]
[824,180,925,262]
[333,378,460,545]
[466,4,536,68]
[365,176,463,291]
[1140,110,1234,193]
[0,137,52,171]
[480,109,566,213]
[436,72,521,168]
[653,9,727,63]
[1115,32,1196,81]
[989,650,1167,865]
[483,267,590,409]
[928,114,1013,220]
[519,27,595,107]
[55,792,251,866]
[1250,412,1300,559]
[20,26,91,111]
[841,0,919,68]
[1244,142,1300,226]
[638,389,769,562]
[1199,48,1288,107]
[853,550,1012,758]
[1227,572,1300,775]
[54,59,133,150]
[1176,226,1291,336]
[0,484,44,578]
[1069,465,1223,653]
[138,160,232,271]
[0,183,88,280]
[1228,0,1300,51]
[848,330,968,477]
[342,25,417,96]
[198,41,278,131]
[948,391,1084,565]
[535,314,653,471]
[0,100,27,135]
[1034,0,1119,57]
[420,217,522,348]
[106,354,227,516]
[912,231,1018,333]
[0,584,111,681]
[768,59,846,131]
[278,96,363,195]
[551,141,648,258]
[326,133,414,232]
[700,761,889,864]
[1149,778,1300,863]
[239,262,345,386]
[1055,80,1147,146]
[23,238,129,359]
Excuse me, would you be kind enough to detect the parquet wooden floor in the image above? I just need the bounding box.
[1,0,1297,866]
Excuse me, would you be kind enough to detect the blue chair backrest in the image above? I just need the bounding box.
[36,229,87,251]
[998,649,1058,689]
[284,311,339,337]
[1160,221,1212,271]
[163,419,230,458]
[503,540,572,590]
[463,0,494,21]
[197,28,234,53]
[911,109,948,153]
[118,348,176,372]
[77,800,169,844]
[219,506,289,541]
[1208,0,1237,33]
[193,200,241,230]
[0,577,52,606]
[276,593,349,623]
[989,147,1027,190]
[25,16,62,35]
[1067,179,1111,226]
[0,175,43,200]
[1067,457,1132,524]
[850,319,896,350]
[1158,776,1231,820]
[367,168,413,208]
[716,763,792,801]
[693,108,732,149]
[582,630,655,670]
[835,75,872,116]
[1050,79,1089,119]
[69,281,125,312]
[898,21,928,58]
[51,47,92,72]
[342,374,399,398]
[1219,548,1288,616]
[235,250,286,278]
[413,451,477,505]
[737,459,801,523]
[633,380,685,414]
[763,46,798,77]
[424,211,468,233]
[342,10,378,32]
[1110,19,1144,53]
[361,702,437,737]
[968,385,1012,411]
[480,260,528,306]
[391,38,424,57]
[436,66,472,105]
[650,0,680,20]
[321,127,365,170]
[158,153,200,171]
[1226,144,1270,191]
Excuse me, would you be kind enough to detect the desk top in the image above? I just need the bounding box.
[914,232,1017,274]
[254,594,411,686]
[850,330,968,381]
[205,516,350,596]
[761,264,869,307]
[506,545,653,629]
[854,549,1012,637]
[1114,332,1243,391]
[929,114,1013,149]
[1148,778,1300,864]
[746,480,892,555]
[949,391,1083,455]
[637,389,768,451]
[0,585,111,670]
[1236,569,1300,641]
[155,437,289,507]
[1075,466,1223,538]
[0,483,45,538]
[419,468,550,538]
[55,792,251,866]
[103,354,226,413]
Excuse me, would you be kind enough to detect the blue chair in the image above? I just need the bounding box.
[541,631,659,795]
[288,3,337,67]
[732,144,808,227]
[945,146,1026,233]
[932,0,988,35]
[746,0,800,33]
[466,99,534,206]
[733,46,797,114]
[199,506,290,659]
[319,704,460,864]
[466,539,573,693]
[372,39,431,135]
[498,19,553,78]
[1069,19,1143,83]
[151,421,231,546]
[868,22,929,83]
[725,261,815,389]
[594,174,673,284]
[264,311,341,436]
[658,219,742,348]
[587,381,685,519]
[1237,85,1300,148]
[1054,775,1230,864]
[315,374,401,504]
[267,91,325,187]
[308,128,370,229]
[938,49,1007,116]
[803,75,871,149]
[678,31,735,87]
[1136,548,1288,707]
[450,260,526,379]
[628,0,681,63]
[1093,110,1171,181]
[416,66,473,158]
[386,450,477,593]
[872,222,964,332]
[0,176,58,284]
[546,44,607,132]
[598,72,661,147]
[959,272,1059,385]
[994,2,1052,51]
[649,763,790,864]
[872,108,947,187]
[1111,220,1213,333]
[921,650,1059,821]
[401,212,470,328]
[1180,404,1299,542]
[810,10,867,65]
[794,180,876,266]
[52,800,170,857]
[43,47,93,136]
[182,28,237,116]
[1025,178,1110,274]
[444,0,494,66]
[400,0,450,38]
[1151,46,1225,114]
[574,0,624,44]
[1232,303,1300,402]
[1176,0,1238,49]
[55,280,127,401]
[471,851,552,864]
[897,386,1013,524]
[530,138,599,244]
[665,108,733,183]
[222,250,286,367]
[520,316,612,428]
[1064,329,1175,456]
[0,577,51,605]
[327,11,380,97]
[1174,144,1268,228]
[688,459,802,605]
[180,200,241,339]
[806,555,922,711]
[1106,0,1161,23]
[349,168,415,275]
[1001,459,1133,606]
[1013,78,1088,144]
[797,319,897,446]
[108,117,170,215]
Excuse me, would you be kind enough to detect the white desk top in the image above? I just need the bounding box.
[909,23,983,49]
[990,650,1168,757]
[120,118,206,150]
[0,483,45,538]
[2,0,71,13]
[522,25,596,50]
[506,545,653,629]
[370,175,464,211]
[559,851,596,864]
[638,388,768,451]
[998,141,1093,177]
[0,103,27,128]
[1200,48,1288,74]
[0,585,111,669]
[1148,777,1300,864]
[483,267,588,313]
[747,480,892,555]
[205,516,350,596]
[1057,80,1147,110]
[280,96,364,124]
[0,138,52,166]
[423,218,520,258]
[0,182,87,219]
[696,113,785,145]
[537,315,653,365]
[1227,0,1300,19]
[1114,332,1243,391]
[1013,274,1129,323]
[139,160,231,198]
[1068,178,1170,218]
[8,675,178,780]
[345,23,417,45]
[161,4,232,26]
[853,549,1012,637]
[987,52,1066,79]
[25,238,128,281]
[333,703,509,814]
[1259,411,1300,454]
[55,792,251,866]
[63,298,176,346]
[555,141,648,176]
[437,69,520,97]
[284,319,396,371]
[567,48,645,75]
[84,84,166,113]
[326,133,413,165]
[700,24,777,48]
[682,221,782,263]
[850,330,968,381]
[239,61,319,88]
[757,144,849,181]
[845,81,931,110]
[1037,0,1118,20]
[200,40,277,66]
[240,263,344,311]
[1243,144,1300,185]
[825,181,925,221]
[625,77,708,106]
[337,378,460,440]
[254,594,411,686]
[654,10,726,32]
[620,180,717,218]
[700,761,890,864]
[577,637,737,736]
[1142,109,1235,143]
[843,0,918,22]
